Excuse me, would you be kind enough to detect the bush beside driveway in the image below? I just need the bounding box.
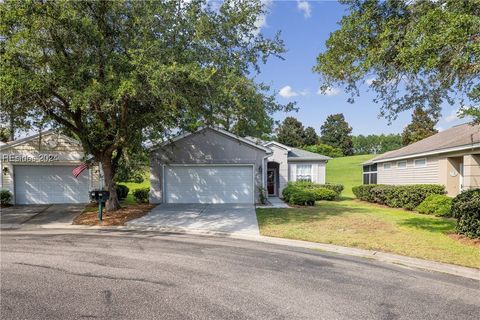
[256,199,480,268]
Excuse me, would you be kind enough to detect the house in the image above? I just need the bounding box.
[0,131,99,204]
[363,123,480,196]
[150,127,330,204]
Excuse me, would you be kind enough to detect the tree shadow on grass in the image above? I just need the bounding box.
[399,217,455,234]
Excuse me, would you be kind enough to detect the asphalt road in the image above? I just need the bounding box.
[1,229,479,320]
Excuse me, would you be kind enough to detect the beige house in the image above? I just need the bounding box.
[0,131,99,204]
[363,123,480,197]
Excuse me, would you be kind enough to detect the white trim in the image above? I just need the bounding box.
[397,160,407,169]
[414,158,427,167]
[368,143,480,164]
[383,162,392,170]
[295,163,313,181]
[154,127,272,153]
[263,141,292,151]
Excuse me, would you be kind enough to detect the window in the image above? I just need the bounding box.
[296,164,312,181]
[363,164,377,185]
[383,163,391,170]
[397,161,407,169]
[414,158,427,167]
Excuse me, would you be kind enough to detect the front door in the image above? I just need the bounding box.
[267,169,276,196]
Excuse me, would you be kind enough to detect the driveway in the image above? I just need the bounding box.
[127,203,260,236]
[1,229,479,319]
[1,204,84,228]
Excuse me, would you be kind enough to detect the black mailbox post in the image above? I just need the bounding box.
[89,190,110,221]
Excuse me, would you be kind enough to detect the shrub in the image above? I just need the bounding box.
[370,185,396,205]
[311,188,337,201]
[415,194,452,217]
[289,189,316,206]
[116,184,130,200]
[451,189,480,238]
[258,187,267,205]
[319,183,344,197]
[1,190,12,206]
[133,188,150,203]
[353,184,445,210]
[282,181,339,203]
[352,185,378,202]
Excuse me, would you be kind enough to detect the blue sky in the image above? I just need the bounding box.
[254,0,467,135]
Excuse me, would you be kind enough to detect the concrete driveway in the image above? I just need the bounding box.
[1,204,84,228]
[127,203,260,236]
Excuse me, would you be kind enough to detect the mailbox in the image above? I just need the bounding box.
[89,190,110,203]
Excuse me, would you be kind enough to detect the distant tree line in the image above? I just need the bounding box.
[275,108,438,157]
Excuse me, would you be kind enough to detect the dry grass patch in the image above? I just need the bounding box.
[74,203,154,226]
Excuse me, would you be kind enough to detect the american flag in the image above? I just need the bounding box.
[72,163,88,178]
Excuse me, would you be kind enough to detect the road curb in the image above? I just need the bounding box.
[8,223,480,281]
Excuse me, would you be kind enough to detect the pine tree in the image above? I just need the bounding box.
[402,107,438,146]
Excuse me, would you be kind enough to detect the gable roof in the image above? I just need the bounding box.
[155,127,273,153]
[287,147,331,161]
[0,129,81,151]
[264,141,292,151]
[367,123,480,164]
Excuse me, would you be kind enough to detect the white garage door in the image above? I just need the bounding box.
[165,165,254,204]
[14,165,90,204]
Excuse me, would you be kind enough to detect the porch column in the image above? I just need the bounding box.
[463,154,480,191]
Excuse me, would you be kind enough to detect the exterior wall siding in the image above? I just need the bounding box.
[463,154,480,191]
[150,128,268,204]
[377,156,440,185]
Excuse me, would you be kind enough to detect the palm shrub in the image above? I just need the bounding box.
[451,189,480,238]
[415,194,452,217]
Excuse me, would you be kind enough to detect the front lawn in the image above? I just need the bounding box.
[257,199,480,268]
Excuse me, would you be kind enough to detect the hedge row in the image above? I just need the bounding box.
[352,184,445,210]
[282,181,341,206]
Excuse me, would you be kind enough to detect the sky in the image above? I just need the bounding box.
[253,0,468,135]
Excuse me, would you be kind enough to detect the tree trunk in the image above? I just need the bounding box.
[101,160,121,211]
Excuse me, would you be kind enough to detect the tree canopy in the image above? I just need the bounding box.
[402,107,438,146]
[315,0,480,123]
[0,0,289,209]
[276,117,306,147]
[320,113,354,156]
[352,133,402,155]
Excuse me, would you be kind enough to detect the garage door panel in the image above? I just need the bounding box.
[14,166,89,204]
[165,166,253,204]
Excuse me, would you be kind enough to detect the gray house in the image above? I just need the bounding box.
[150,127,330,204]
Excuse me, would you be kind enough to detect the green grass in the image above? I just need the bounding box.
[257,199,480,268]
[326,154,376,198]
[119,172,150,205]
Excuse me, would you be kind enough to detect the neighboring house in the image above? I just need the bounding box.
[150,127,330,204]
[0,131,99,204]
[363,123,480,196]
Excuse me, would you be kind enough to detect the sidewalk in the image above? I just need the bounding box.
[4,222,479,281]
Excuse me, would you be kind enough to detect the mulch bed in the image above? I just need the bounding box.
[73,203,155,226]
[448,233,480,248]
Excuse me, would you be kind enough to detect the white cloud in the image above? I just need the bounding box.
[366,78,376,85]
[445,108,460,123]
[300,89,309,96]
[297,0,311,18]
[317,87,341,96]
[279,85,299,98]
